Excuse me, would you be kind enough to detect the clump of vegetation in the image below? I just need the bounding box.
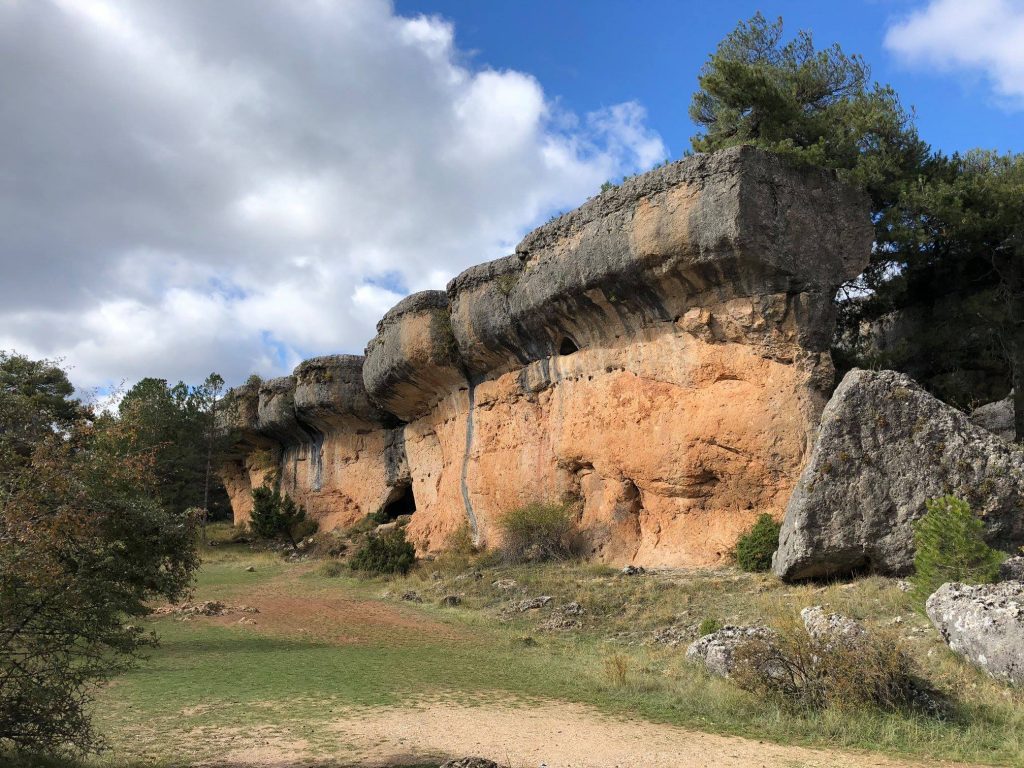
[698,617,723,637]
[603,653,630,687]
[350,528,416,575]
[250,485,312,551]
[911,495,1005,606]
[497,502,578,563]
[733,514,781,572]
[732,624,921,712]
[318,560,346,578]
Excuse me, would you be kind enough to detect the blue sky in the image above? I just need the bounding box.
[1,0,1020,392]
[395,0,1022,157]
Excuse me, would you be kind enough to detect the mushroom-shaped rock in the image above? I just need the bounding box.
[293,354,393,431]
[217,379,271,454]
[447,146,872,380]
[773,369,1024,581]
[256,376,310,444]
[363,291,467,421]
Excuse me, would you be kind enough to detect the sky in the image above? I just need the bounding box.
[1,0,1021,395]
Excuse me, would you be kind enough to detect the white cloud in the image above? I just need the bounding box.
[884,0,1024,106]
[0,0,666,392]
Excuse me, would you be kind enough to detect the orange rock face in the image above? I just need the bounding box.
[219,147,872,566]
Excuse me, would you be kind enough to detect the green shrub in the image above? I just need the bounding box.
[911,495,1005,606]
[318,560,346,578]
[250,485,307,550]
[497,502,577,563]
[733,514,781,572]
[732,623,921,712]
[350,528,416,575]
[698,617,723,637]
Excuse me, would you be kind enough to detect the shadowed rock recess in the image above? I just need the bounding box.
[219,146,873,566]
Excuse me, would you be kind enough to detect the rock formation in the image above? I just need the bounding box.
[774,369,1024,580]
[219,146,873,566]
[971,392,1015,442]
[926,581,1024,686]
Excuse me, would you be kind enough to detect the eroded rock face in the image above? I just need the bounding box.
[362,146,871,564]
[218,355,408,530]
[773,369,1024,581]
[222,146,873,566]
[926,581,1024,685]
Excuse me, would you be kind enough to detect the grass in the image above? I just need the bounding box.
[26,534,1024,766]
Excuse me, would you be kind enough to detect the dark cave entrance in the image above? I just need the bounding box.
[378,482,416,522]
[559,336,580,356]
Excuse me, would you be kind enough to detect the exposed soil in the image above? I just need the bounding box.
[201,700,983,768]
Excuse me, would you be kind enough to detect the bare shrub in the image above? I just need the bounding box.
[731,622,920,711]
[603,653,630,687]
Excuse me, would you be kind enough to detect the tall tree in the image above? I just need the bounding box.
[117,374,231,520]
[899,151,1024,440]
[690,15,1013,413]
[1,353,199,755]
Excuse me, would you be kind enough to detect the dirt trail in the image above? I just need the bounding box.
[311,700,974,768]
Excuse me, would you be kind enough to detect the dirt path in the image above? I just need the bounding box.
[213,700,979,768]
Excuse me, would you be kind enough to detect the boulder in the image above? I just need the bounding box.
[774,369,1024,580]
[685,625,774,678]
[998,556,1024,583]
[970,392,1015,442]
[800,605,866,644]
[926,581,1024,685]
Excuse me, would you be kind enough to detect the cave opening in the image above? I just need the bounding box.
[559,336,580,356]
[378,483,416,522]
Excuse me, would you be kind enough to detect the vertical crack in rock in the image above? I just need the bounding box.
[461,379,479,540]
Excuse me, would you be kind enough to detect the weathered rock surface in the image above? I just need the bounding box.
[218,355,408,530]
[686,625,774,678]
[998,556,1024,583]
[971,392,1015,442]
[800,605,866,643]
[926,581,1024,685]
[774,369,1024,580]
[221,146,873,566]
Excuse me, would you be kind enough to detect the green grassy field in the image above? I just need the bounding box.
[25,536,1024,767]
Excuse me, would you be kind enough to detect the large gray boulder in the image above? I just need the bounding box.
[971,392,1015,442]
[774,369,1024,580]
[926,581,1024,685]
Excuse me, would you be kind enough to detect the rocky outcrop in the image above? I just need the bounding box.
[971,392,1015,442]
[774,369,1024,581]
[926,581,1024,685]
[220,146,873,565]
[218,356,408,530]
[686,626,774,678]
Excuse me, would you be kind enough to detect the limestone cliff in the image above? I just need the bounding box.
[219,146,872,566]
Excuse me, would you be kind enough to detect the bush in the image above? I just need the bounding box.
[290,516,319,542]
[911,495,1005,606]
[496,502,577,563]
[318,560,346,578]
[733,513,781,572]
[350,527,416,575]
[732,624,920,712]
[698,617,723,637]
[250,485,307,550]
